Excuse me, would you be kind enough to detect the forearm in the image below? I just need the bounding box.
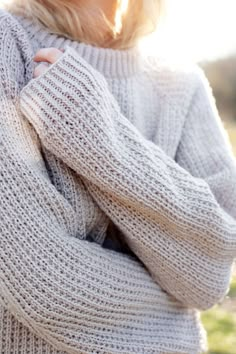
[0,97,176,352]
[1,143,177,353]
[20,47,236,310]
[0,18,205,354]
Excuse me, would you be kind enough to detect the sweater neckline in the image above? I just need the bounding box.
[13,13,144,78]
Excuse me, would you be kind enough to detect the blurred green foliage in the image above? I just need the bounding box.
[202,57,236,123]
[229,277,236,298]
[201,117,236,353]
[202,277,236,354]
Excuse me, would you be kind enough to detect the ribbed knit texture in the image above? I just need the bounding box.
[0,8,236,354]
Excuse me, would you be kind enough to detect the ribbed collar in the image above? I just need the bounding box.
[13,14,144,78]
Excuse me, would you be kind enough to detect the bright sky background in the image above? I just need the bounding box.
[143,0,236,62]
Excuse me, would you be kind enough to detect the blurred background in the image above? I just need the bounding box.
[1,0,236,352]
[143,1,236,353]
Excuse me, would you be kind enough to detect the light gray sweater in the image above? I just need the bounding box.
[0,8,236,354]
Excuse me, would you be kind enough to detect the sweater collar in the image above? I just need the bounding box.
[13,14,143,78]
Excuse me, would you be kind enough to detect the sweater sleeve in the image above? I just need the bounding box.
[0,15,196,354]
[20,46,236,311]
[175,69,236,219]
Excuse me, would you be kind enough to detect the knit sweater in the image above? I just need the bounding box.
[0,8,236,354]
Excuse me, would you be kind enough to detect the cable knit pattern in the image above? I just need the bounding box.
[0,8,236,354]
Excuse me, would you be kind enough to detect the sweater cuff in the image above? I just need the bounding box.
[19,46,108,139]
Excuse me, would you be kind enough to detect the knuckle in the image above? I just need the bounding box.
[34,65,41,78]
[34,63,48,77]
[49,48,62,62]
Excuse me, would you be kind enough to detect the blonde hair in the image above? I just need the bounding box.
[3,0,162,49]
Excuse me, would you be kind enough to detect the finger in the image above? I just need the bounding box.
[33,63,50,78]
[34,48,63,64]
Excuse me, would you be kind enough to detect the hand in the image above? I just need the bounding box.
[33,48,64,78]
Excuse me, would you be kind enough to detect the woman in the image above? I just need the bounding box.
[0,0,236,353]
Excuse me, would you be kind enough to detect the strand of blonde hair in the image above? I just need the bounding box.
[2,0,162,49]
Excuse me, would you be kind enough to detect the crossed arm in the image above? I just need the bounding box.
[1,13,236,354]
[20,46,236,311]
[0,16,201,354]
